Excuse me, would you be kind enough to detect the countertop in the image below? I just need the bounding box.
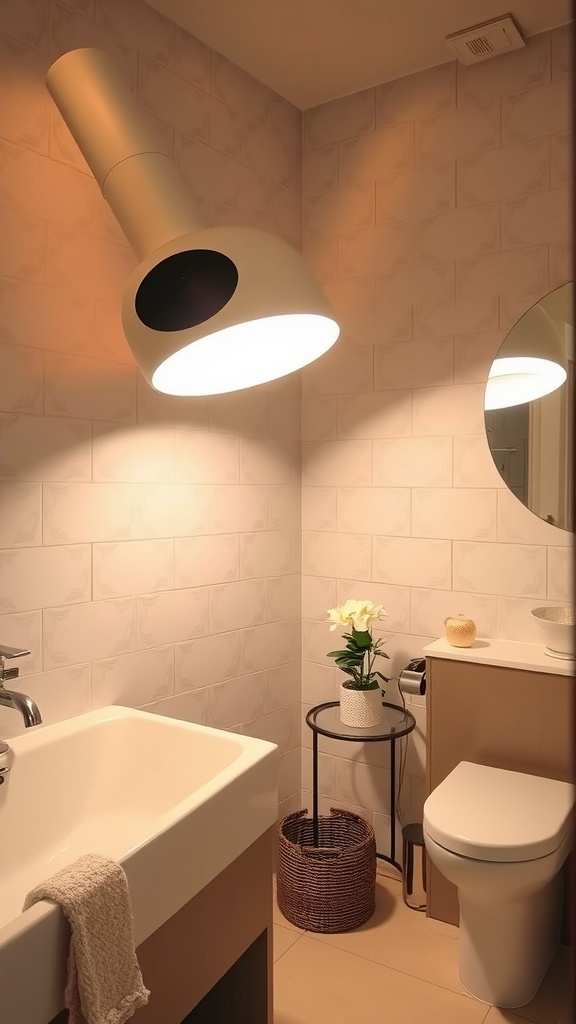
[423,637,575,676]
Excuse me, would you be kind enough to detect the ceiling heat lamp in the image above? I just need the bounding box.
[46,48,339,396]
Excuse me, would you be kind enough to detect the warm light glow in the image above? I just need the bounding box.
[152,313,340,395]
[484,356,567,411]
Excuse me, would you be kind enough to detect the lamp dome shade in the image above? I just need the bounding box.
[484,302,567,411]
[46,48,340,396]
[122,226,340,395]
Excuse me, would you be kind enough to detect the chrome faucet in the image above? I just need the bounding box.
[0,644,42,728]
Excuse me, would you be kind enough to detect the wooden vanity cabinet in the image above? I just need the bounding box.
[50,829,273,1024]
[425,657,573,927]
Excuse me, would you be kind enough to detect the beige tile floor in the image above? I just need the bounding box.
[272,869,572,1024]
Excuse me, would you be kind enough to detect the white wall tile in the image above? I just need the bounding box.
[502,79,571,145]
[240,704,299,755]
[267,573,300,621]
[304,89,374,148]
[175,534,239,588]
[239,438,297,485]
[44,353,137,422]
[337,390,412,441]
[303,531,371,581]
[412,488,497,541]
[496,596,556,643]
[411,588,497,641]
[301,574,337,621]
[302,487,337,532]
[303,396,338,441]
[337,487,410,536]
[0,342,43,414]
[43,598,134,669]
[266,485,301,531]
[416,101,500,166]
[303,440,372,487]
[175,630,240,691]
[453,541,547,598]
[93,539,174,600]
[376,163,454,223]
[414,296,499,338]
[240,531,295,579]
[374,339,453,391]
[210,485,266,533]
[453,435,507,489]
[92,645,174,708]
[338,222,414,279]
[142,687,211,726]
[497,490,570,547]
[457,138,549,207]
[43,483,135,544]
[0,483,41,546]
[0,543,90,613]
[210,579,267,633]
[412,384,485,436]
[377,63,455,127]
[501,188,570,248]
[301,661,335,705]
[209,671,268,730]
[373,438,452,487]
[0,414,91,482]
[547,547,573,603]
[373,536,451,589]
[267,662,300,712]
[175,430,238,484]
[136,588,209,649]
[93,425,174,483]
[339,122,414,184]
[240,619,293,673]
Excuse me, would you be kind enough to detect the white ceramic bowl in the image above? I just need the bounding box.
[530,606,575,660]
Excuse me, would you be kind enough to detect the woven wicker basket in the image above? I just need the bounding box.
[277,808,376,933]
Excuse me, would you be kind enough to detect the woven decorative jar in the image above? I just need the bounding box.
[339,682,383,727]
[277,808,376,933]
[444,615,477,648]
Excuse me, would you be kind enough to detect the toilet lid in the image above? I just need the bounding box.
[423,761,574,862]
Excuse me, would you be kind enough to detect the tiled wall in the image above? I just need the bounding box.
[0,0,302,817]
[300,27,573,848]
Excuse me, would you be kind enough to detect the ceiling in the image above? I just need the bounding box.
[145,0,571,109]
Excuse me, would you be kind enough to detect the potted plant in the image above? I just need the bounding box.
[327,600,390,727]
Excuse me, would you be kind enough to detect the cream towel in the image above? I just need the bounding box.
[24,853,149,1024]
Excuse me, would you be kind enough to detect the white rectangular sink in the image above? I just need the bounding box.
[0,706,278,1024]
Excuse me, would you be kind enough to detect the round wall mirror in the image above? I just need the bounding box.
[484,282,574,532]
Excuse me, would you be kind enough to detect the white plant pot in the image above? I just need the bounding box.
[339,683,384,728]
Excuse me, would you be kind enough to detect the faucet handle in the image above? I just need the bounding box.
[0,644,30,684]
[0,645,31,660]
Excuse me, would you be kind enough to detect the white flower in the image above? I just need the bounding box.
[327,599,387,633]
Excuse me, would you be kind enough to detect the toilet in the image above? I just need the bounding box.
[423,761,573,1008]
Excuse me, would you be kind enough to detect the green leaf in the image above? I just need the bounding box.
[375,671,389,682]
[327,650,347,658]
[375,650,390,659]
[351,628,371,647]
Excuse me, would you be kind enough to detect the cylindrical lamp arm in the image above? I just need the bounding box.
[46,48,201,258]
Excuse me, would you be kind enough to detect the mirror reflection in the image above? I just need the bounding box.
[484,283,574,532]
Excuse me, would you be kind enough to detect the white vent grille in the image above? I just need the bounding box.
[446,15,525,65]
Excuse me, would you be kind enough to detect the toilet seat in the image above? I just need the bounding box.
[424,761,574,863]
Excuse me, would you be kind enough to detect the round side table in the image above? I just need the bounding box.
[305,701,416,872]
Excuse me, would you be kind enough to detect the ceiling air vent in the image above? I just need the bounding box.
[446,15,525,65]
